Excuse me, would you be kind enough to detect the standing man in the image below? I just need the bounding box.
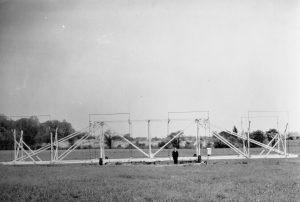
[172,147,179,164]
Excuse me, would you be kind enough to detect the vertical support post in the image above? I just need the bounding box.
[241,118,246,154]
[148,120,152,158]
[195,120,198,156]
[13,129,16,161]
[88,114,92,148]
[16,131,20,159]
[102,128,105,161]
[167,119,170,137]
[196,119,200,156]
[276,116,280,151]
[247,121,250,157]
[20,130,24,158]
[198,120,201,156]
[50,129,53,162]
[100,122,104,159]
[167,118,170,157]
[88,114,93,160]
[287,111,290,154]
[128,119,132,141]
[99,122,105,165]
[284,123,288,156]
[128,119,132,158]
[284,131,287,156]
[54,128,58,160]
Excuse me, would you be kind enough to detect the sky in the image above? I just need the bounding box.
[0,0,299,135]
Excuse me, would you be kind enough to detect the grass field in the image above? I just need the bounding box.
[0,142,300,201]
[0,158,299,201]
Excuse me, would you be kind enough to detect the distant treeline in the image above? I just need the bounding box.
[0,114,76,150]
[0,114,296,150]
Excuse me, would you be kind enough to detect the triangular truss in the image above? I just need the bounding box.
[8,122,102,165]
[201,120,290,158]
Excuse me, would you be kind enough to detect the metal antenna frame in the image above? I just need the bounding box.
[1,111,297,166]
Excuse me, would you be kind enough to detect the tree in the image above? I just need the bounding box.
[59,120,76,139]
[250,130,267,147]
[0,114,14,129]
[34,124,50,146]
[0,127,14,150]
[41,120,76,145]
[15,117,40,148]
[0,115,15,150]
[0,114,76,150]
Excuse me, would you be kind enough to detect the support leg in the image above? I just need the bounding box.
[148,120,152,158]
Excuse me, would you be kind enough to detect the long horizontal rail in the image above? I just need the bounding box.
[2,154,298,166]
[168,111,209,114]
[248,110,289,113]
[93,118,200,123]
[89,113,130,116]
[241,116,279,119]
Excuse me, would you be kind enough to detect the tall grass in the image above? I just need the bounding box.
[0,158,299,201]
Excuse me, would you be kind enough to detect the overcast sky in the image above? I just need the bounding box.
[0,0,299,134]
